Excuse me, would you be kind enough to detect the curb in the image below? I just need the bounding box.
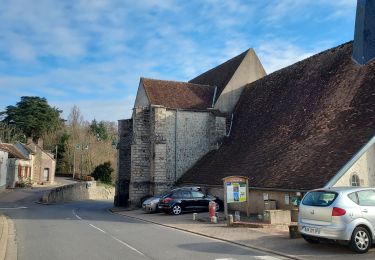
[0,214,9,260]
[109,209,305,260]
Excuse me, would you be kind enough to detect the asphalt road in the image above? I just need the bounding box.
[0,188,289,260]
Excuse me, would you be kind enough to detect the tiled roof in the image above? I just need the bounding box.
[179,42,375,191]
[141,78,215,110]
[189,49,248,101]
[0,143,28,160]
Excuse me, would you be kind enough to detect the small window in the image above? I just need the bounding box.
[348,192,359,204]
[191,191,204,198]
[357,190,375,206]
[351,174,360,187]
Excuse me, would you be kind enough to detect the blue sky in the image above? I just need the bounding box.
[0,0,357,122]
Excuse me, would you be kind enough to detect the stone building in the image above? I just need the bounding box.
[17,138,56,185]
[115,48,266,206]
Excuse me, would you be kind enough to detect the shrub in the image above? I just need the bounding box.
[91,161,113,184]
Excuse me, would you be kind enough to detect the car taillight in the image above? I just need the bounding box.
[162,197,173,203]
[332,207,346,216]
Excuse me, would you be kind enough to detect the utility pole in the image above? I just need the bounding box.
[73,149,76,180]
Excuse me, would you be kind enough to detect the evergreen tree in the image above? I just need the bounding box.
[1,96,63,139]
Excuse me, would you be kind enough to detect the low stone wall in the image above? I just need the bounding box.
[264,210,291,225]
[40,181,115,204]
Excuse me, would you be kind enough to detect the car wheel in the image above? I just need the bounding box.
[350,227,372,253]
[171,204,182,215]
[302,235,320,244]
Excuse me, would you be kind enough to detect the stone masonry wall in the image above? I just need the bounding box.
[115,119,132,206]
[41,181,115,204]
[150,106,170,195]
[165,109,226,183]
[122,106,227,207]
[129,107,152,207]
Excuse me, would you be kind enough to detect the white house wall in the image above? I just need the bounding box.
[214,49,266,113]
[0,151,8,189]
[333,143,375,187]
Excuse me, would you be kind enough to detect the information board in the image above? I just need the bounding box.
[226,182,247,203]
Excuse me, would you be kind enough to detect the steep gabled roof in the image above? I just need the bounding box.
[189,49,249,101]
[179,42,375,191]
[0,143,28,160]
[141,78,215,110]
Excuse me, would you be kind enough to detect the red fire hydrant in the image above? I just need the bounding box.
[208,201,216,218]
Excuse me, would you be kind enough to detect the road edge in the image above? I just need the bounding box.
[5,216,17,260]
[109,209,304,260]
[0,214,9,260]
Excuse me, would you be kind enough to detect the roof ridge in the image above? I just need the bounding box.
[189,48,251,83]
[141,77,213,88]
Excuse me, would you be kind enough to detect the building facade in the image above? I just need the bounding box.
[115,49,266,206]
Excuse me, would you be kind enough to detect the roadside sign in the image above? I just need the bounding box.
[222,176,250,219]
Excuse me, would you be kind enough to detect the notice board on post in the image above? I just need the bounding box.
[222,176,250,218]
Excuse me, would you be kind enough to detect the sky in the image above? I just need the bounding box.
[0,0,357,122]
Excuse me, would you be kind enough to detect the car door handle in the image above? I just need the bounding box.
[362,209,368,213]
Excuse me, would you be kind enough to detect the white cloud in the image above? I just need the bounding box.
[256,39,315,73]
[262,0,356,25]
[9,38,36,62]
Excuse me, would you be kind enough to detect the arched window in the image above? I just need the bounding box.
[351,174,360,187]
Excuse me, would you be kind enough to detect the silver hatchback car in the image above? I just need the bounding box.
[298,187,375,253]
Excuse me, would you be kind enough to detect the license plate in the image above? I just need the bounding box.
[304,226,320,234]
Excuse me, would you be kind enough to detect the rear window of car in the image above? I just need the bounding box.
[302,191,338,207]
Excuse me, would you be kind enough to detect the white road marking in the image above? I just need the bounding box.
[0,206,28,209]
[254,256,283,260]
[110,235,145,256]
[215,258,238,260]
[72,210,82,220]
[74,209,145,257]
[89,224,106,233]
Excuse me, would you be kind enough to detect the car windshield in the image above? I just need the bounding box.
[302,191,338,207]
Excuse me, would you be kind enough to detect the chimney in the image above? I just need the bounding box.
[37,138,43,148]
[352,0,375,65]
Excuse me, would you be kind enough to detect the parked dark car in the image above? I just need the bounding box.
[158,188,223,215]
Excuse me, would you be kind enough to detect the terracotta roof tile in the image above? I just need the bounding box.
[141,78,215,110]
[179,42,375,191]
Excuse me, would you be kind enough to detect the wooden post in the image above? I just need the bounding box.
[224,181,228,220]
[246,178,250,217]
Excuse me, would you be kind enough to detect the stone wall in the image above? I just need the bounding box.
[123,105,227,207]
[115,119,132,206]
[41,181,115,204]
[41,152,55,184]
[129,107,152,206]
